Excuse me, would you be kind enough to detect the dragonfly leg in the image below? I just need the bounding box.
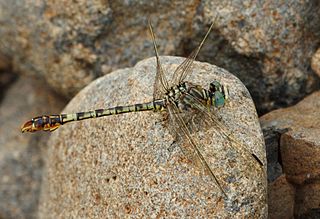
[154,112,169,126]
[168,139,179,152]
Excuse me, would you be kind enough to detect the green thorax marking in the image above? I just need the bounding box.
[214,91,225,107]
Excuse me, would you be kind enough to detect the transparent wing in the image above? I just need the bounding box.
[148,20,170,100]
[171,49,197,85]
[167,100,227,197]
[171,20,216,85]
[183,92,264,168]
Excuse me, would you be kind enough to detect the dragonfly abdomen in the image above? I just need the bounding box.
[62,101,164,123]
[21,100,165,133]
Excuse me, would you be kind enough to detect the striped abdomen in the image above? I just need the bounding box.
[21,100,165,133]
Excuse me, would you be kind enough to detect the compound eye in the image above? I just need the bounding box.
[214,91,225,107]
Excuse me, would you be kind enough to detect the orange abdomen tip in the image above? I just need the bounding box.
[21,120,35,133]
[21,116,62,133]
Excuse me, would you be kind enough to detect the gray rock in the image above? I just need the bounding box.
[268,174,295,219]
[0,1,319,114]
[0,71,17,102]
[0,0,194,97]
[261,91,320,184]
[38,57,267,218]
[260,91,320,218]
[312,47,320,78]
[295,183,320,218]
[198,0,320,113]
[0,76,65,218]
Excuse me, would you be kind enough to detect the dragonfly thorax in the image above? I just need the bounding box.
[164,81,227,111]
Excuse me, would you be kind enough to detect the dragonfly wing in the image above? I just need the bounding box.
[167,100,227,197]
[184,92,264,167]
[148,20,170,100]
[171,21,216,85]
[171,49,197,85]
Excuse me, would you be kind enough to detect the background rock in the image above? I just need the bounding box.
[0,76,65,218]
[0,0,319,218]
[38,57,267,218]
[295,183,320,218]
[0,70,17,102]
[198,0,320,114]
[260,91,320,218]
[0,0,319,114]
[312,47,320,77]
[268,174,295,219]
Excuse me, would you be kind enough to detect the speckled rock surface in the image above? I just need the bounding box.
[0,71,17,102]
[0,0,197,97]
[38,57,267,218]
[260,91,320,218]
[0,76,65,218]
[0,1,319,114]
[312,48,320,77]
[268,174,295,219]
[198,0,320,114]
[295,182,320,218]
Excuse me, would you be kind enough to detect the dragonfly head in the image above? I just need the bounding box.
[209,80,229,108]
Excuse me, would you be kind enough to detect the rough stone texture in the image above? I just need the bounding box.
[0,1,319,114]
[38,57,267,218]
[295,183,320,218]
[0,71,17,102]
[0,0,197,97]
[281,131,320,185]
[312,47,320,77]
[260,91,320,218]
[199,0,320,114]
[262,126,288,183]
[0,76,65,218]
[0,48,15,102]
[268,174,295,219]
[0,51,11,71]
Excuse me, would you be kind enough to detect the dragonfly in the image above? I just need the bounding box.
[21,20,263,197]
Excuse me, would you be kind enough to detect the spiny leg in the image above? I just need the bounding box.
[184,91,264,168]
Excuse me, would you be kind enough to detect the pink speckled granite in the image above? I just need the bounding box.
[38,57,267,218]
